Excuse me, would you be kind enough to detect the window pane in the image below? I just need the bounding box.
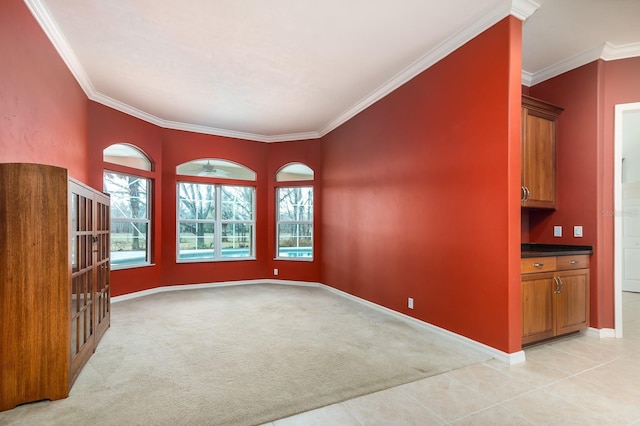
[278,224,313,258]
[178,222,215,260]
[221,223,253,258]
[111,222,149,267]
[178,183,215,220]
[278,187,313,222]
[176,183,256,262]
[176,159,256,181]
[104,172,149,219]
[221,186,253,221]
[276,163,314,182]
[103,143,151,171]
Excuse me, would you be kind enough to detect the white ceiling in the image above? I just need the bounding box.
[26,0,640,142]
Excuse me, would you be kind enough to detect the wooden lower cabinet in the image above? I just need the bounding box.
[522,272,555,343]
[521,255,589,345]
[0,163,110,412]
[555,268,589,336]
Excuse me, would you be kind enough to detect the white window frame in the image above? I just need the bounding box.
[276,186,313,261]
[103,171,152,270]
[177,182,256,262]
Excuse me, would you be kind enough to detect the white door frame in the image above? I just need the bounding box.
[614,102,640,338]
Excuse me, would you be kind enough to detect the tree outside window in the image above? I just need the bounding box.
[103,171,151,268]
[276,186,313,259]
[177,183,255,261]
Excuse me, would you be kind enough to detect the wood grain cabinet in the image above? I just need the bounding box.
[521,95,563,209]
[521,255,589,345]
[0,163,111,412]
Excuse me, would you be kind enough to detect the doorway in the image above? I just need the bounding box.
[614,102,640,338]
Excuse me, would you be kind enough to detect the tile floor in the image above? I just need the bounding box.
[268,291,640,426]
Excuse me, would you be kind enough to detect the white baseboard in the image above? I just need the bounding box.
[111,279,525,364]
[319,284,525,365]
[585,327,617,339]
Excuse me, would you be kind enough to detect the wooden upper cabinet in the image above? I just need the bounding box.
[521,95,563,209]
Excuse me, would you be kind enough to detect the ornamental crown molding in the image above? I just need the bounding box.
[523,42,640,87]
[510,0,541,21]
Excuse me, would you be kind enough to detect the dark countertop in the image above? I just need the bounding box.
[521,243,593,258]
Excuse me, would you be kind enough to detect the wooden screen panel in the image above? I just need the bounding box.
[0,164,69,411]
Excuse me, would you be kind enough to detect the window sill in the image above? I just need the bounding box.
[274,257,314,262]
[111,263,155,271]
[176,257,257,264]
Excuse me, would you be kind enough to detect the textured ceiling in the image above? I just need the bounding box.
[26,0,640,142]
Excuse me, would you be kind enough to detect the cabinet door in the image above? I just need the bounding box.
[521,108,556,208]
[94,192,111,344]
[555,269,589,335]
[521,272,555,344]
[69,182,97,386]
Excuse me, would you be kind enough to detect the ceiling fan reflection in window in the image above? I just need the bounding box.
[197,160,231,177]
[176,158,257,181]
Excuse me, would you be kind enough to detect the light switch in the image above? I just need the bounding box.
[553,226,562,237]
[574,226,583,238]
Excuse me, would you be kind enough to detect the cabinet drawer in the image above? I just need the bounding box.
[555,255,589,271]
[521,256,557,274]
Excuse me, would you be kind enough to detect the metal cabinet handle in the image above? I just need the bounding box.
[521,186,526,202]
[557,277,564,293]
[569,260,578,264]
[525,186,530,202]
[553,277,560,294]
[533,263,544,268]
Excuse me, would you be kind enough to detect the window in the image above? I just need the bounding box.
[276,163,314,182]
[276,186,313,259]
[176,158,256,181]
[103,171,151,268]
[103,143,152,171]
[177,183,255,261]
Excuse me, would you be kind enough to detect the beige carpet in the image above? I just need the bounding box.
[0,284,490,425]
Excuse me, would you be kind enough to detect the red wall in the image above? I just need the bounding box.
[600,58,640,327]
[160,130,269,286]
[528,57,640,329]
[88,102,164,296]
[268,140,323,282]
[87,108,324,295]
[321,17,523,353]
[0,0,89,181]
[159,131,323,287]
[528,61,601,323]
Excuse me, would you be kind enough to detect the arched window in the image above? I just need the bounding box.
[176,159,256,262]
[177,158,256,181]
[103,144,153,269]
[103,143,152,171]
[275,163,314,260]
[276,163,314,182]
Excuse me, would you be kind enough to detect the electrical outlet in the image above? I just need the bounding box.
[554,226,562,237]
[574,226,583,238]
[274,268,279,276]
[408,297,414,309]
